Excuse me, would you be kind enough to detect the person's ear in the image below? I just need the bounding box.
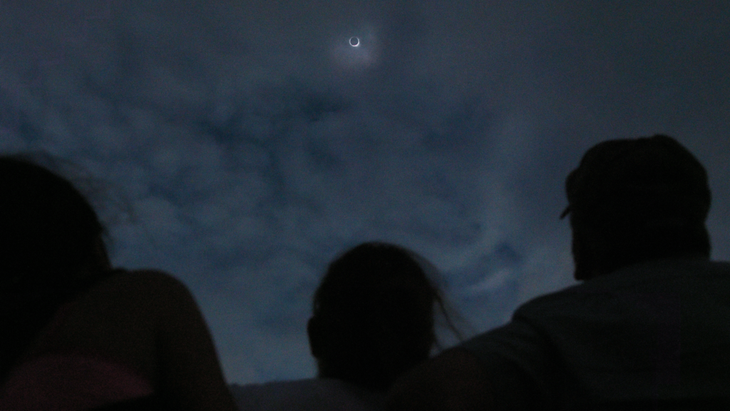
[571,226,605,281]
[307,316,323,359]
[572,233,588,281]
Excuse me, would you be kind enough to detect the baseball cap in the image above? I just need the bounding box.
[560,135,711,228]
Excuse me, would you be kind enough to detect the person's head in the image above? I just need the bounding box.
[561,135,711,281]
[307,242,442,392]
[0,155,110,287]
[1,154,111,380]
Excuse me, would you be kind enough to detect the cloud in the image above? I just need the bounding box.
[1,0,729,385]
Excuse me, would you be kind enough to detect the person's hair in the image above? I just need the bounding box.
[309,242,454,391]
[561,135,711,279]
[0,154,112,382]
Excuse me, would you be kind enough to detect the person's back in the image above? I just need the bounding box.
[0,155,237,411]
[460,258,730,409]
[387,135,730,410]
[231,242,457,411]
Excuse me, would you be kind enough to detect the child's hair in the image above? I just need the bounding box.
[310,241,461,391]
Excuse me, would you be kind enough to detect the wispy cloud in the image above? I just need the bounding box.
[1,0,728,384]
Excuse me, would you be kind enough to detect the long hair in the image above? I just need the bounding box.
[0,155,112,382]
[310,242,460,391]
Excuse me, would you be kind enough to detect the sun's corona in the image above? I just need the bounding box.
[332,28,378,70]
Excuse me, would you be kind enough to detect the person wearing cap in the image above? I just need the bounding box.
[387,135,730,410]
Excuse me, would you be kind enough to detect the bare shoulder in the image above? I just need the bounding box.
[99,269,191,295]
[24,269,196,385]
[86,269,197,314]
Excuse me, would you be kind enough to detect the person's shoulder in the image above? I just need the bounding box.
[102,269,188,291]
[76,269,197,322]
[230,379,326,397]
[91,269,192,301]
[613,258,730,277]
[229,380,321,411]
[515,259,730,317]
[510,281,586,318]
[230,379,385,411]
[676,259,730,275]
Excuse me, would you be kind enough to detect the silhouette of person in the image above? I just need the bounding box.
[387,135,730,410]
[230,242,459,411]
[0,155,237,411]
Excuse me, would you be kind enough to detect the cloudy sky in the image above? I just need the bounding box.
[1,1,729,384]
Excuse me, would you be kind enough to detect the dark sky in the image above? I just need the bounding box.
[1,0,729,384]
